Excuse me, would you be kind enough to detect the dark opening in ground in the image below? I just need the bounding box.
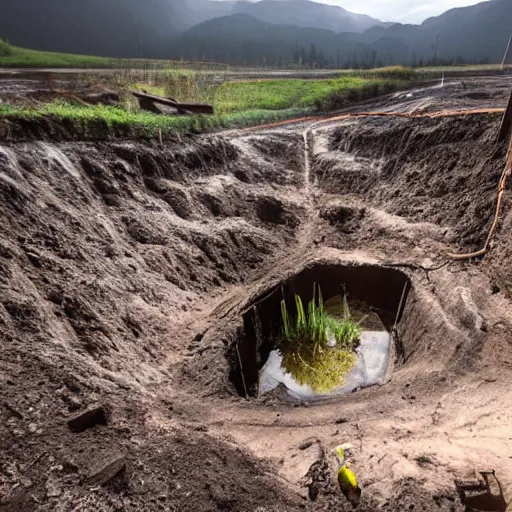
[230,263,412,398]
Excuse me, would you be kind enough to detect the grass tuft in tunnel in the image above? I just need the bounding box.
[279,284,362,393]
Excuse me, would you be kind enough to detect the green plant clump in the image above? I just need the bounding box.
[214,76,401,114]
[0,101,308,138]
[279,285,362,393]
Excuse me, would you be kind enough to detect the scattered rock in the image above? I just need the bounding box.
[298,439,318,451]
[2,401,24,420]
[45,475,62,498]
[67,404,108,433]
[63,395,83,412]
[26,251,42,268]
[62,459,79,474]
[87,454,126,486]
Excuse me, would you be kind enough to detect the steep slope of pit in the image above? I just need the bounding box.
[309,113,512,382]
[314,111,512,302]
[315,114,507,253]
[178,112,512,512]
[0,134,309,511]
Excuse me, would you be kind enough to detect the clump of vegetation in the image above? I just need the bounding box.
[214,76,402,113]
[133,70,219,106]
[0,40,14,57]
[360,65,417,81]
[279,285,361,393]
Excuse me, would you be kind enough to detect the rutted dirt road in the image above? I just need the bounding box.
[1,77,512,511]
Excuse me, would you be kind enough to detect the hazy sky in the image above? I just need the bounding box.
[219,0,490,24]
[336,0,489,23]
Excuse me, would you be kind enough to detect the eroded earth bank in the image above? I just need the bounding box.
[1,78,512,511]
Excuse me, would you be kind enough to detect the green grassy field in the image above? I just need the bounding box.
[0,74,408,138]
[136,75,404,112]
[0,41,229,70]
[0,40,117,68]
[215,77,384,112]
[0,43,417,137]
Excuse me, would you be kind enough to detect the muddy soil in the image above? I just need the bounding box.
[1,77,512,511]
[0,72,121,110]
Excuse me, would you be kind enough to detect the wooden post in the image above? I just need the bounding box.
[498,90,512,142]
[501,34,512,68]
[235,343,248,399]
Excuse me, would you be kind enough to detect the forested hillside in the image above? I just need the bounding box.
[171,0,512,67]
[1,0,510,66]
[0,0,181,58]
[170,14,403,67]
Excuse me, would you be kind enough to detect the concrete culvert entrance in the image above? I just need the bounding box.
[230,263,412,399]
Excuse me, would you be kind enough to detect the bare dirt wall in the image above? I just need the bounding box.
[1,78,512,511]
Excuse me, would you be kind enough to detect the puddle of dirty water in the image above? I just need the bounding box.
[259,295,391,399]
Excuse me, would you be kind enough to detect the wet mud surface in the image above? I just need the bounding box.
[1,77,512,511]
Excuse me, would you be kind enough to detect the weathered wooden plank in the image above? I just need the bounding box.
[131,90,214,115]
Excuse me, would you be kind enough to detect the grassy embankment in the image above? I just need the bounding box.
[0,75,408,136]
[0,43,414,136]
[0,40,116,68]
[0,40,227,70]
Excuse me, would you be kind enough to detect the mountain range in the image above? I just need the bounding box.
[0,0,511,66]
[200,0,389,33]
[172,0,512,67]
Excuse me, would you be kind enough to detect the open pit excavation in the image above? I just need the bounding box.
[1,76,512,511]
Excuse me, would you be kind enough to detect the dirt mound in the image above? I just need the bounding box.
[2,418,303,512]
[0,134,307,511]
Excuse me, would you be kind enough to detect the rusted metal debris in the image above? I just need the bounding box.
[131,90,214,116]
